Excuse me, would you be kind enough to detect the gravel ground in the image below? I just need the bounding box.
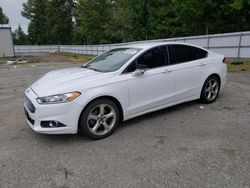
[0,53,250,187]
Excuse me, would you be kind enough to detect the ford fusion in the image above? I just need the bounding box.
[24,42,227,139]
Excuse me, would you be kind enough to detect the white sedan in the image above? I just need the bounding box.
[24,42,227,139]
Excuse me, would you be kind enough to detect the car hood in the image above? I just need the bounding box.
[31,67,113,97]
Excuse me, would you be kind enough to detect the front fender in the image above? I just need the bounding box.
[73,81,129,121]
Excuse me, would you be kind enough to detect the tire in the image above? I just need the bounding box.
[79,98,120,139]
[200,75,220,104]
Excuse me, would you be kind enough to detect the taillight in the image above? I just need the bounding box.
[222,57,228,64]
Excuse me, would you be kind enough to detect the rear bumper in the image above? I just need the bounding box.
[220,74,227,90]
[220,65,227,91]
[24,88,83,134]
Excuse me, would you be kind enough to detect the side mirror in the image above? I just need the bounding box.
[132,64,148,76]
[132,69,145,76]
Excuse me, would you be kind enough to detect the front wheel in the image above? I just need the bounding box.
[79,98,120,139]
[200,76,220,104]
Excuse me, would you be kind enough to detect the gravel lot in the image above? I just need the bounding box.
[0,53,250,187]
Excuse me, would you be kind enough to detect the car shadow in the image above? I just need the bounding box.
[34,131,90,143]
[116,100,200,133]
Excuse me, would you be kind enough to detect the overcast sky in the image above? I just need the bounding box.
[0,0,29,32]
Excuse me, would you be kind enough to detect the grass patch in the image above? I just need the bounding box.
[227,59,250,72]
[54,52,96,63]
[0,57,8,64]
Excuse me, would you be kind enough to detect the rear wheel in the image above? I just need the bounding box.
[79,98,120,139]
[200,76,220,104]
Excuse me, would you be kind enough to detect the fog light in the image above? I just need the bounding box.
[41,121,66,128]
[49,121,58,127]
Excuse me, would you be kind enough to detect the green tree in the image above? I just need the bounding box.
[22,0,74,45]
[100,0,134,43]
[114,0,150,41]
[47,0,74,44]
[227,0,250,32]
[74,0,113,44]
[170,0,250,36]
[21,0,250,45]
[14,25,28,45]
[146,0,177,39]
[0,6,9,24]
[22,0,49,44]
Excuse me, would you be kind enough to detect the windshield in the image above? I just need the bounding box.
[83,48,141,72]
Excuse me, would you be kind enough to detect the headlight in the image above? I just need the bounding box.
[36,91,81,104]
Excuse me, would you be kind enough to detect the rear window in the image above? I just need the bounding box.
[170,44,208,64]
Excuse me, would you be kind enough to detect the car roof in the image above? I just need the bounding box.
[123,42,206,51]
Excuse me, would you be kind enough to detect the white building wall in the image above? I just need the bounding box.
[0,26,15,57]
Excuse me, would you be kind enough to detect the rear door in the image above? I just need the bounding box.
[168,44,208,102]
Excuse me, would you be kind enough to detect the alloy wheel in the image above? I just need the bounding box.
[205,78,219,101]
[87,104,116,136]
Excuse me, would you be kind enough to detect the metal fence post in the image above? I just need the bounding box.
[237,33,242,59]
[207,35,210,49]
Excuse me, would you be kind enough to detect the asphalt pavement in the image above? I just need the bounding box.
[0,58,250,187]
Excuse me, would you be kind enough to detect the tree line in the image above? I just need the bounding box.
[1,0,250,45]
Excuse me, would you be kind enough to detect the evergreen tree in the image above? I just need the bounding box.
[103,1,134,43]
[22,0,73,45]
[170,0,250,36]
[74,0,113,44]
[47,0,74,44]
[22,0,49,44]
[21,0,250,45]
[14,25,28,45]
[0,6,9,24]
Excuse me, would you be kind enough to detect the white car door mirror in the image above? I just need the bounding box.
[132,69,145,76]
[132,64,148,76]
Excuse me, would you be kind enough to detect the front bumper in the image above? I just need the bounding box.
[24,88,83,134]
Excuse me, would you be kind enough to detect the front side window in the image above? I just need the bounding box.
[83,48,141,72]
[137,46,167,69]
[123,46,167,73]
[170,44,208,64]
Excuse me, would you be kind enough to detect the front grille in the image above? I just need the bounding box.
[26,97,36,113]
[24,108,35,125]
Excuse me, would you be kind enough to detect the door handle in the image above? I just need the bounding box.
[199,62,206,66]
[162,69,172,73]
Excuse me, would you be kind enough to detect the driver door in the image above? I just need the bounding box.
[123,46,174,115]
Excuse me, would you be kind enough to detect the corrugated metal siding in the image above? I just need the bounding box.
[0,27,15,57]
[14,31,250,58]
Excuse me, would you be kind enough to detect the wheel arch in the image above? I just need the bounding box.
[206,73,221,87]
[200,73,221,97]
[77,95,124,130]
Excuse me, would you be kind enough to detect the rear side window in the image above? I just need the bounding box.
[170,44,208,64]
